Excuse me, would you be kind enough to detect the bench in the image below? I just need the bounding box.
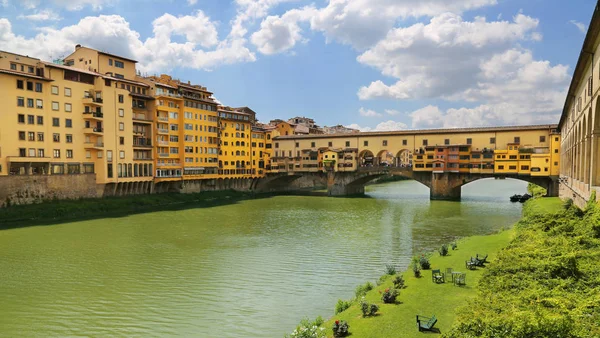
[431,269,445,283]
[477,254,488,264]
[416,314,437,332]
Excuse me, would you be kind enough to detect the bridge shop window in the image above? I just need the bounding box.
[444,139,450,145]
[466,138,472,145]
[423,139,428,146]
[346,141,350,147]
[514,137,520,143]
[521,166,529,170]
[364,141,368,146]
[509,166,517,170]
[383,140,388,146]
[539,136,546,142]
[489,137,496,144]
[311,142,316,147]
[498,165,504,170]
[329,142,333,147]
[402,139,407,146]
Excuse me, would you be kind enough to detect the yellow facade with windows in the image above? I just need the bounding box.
[218,107,254,178]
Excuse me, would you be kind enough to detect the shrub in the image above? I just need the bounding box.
[335,299,351,314]
[360,299,379,317]
[563,198,574,210]
[439,244,449,256]
[355,281,374,298]
[392,275,405,289]
[451,242,458,250]
[381,287,398,304]
[332,320,350,337]
[286,317,326,338]
[419,255,431,270]
[385,264,397,275]
[411,257,422,277]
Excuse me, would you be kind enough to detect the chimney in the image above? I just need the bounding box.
[75,44,82,49]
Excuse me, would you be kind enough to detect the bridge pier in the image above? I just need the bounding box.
[430,173,462,201]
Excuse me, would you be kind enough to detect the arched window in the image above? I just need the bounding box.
[134,164,138,177]
[236,151,241,156]
[219,161,223,168]
[241,151,245,156]
[236,160,240,168]
[241,133,245,138]
[236,132,240,138]
[149,164,153,176]
[241,141,245,146]
[118,164,123,177]
[128,164,132,177]
[236,141,240,146]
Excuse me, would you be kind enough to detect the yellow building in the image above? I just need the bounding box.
[218,106,255,178]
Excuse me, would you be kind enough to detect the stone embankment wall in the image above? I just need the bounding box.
[0,174,98,207]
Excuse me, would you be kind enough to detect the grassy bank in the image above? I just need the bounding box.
[446,196,600,337]
[288,227,516,337]
[0,190,263,229]
[288,196,591,338]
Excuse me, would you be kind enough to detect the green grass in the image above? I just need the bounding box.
[321,229,514,337]
[523,197,562,216]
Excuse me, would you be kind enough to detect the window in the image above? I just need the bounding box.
[53,133,60,142]
[54,149,61,158]
[444,139,450,145]
[423,139,428,146]
[52,101,59,111]
[498,165,505,170]
[120,137,124,145]
[64,88,71,97]
[115,60,124,68]
[17,97,24,107]
[37,149,44,158]
[402,139,407,146]
[555,137,559,142]
[52,118,59,127]
[109,59,113,66]
[51,85,58,95]
[65,103,72,112]
[37,116,43,125]
[107,164,113,178]
[36,99,43,109]
[311,142,316,147]
[119,108,124,117]
[383,140,388,146]
[521,165,529,170]
[514,137,520,143]
[18,114,25,123]
[65,119,72,128]
[37,132,44,141]
[490,137,495,144]
[119,122,124,131]
[28,66,34,74]
[554,149,559,154]
[28,132,35,141]
[17,79,24,89]
[28,115,34,124]
[115,74,124,79]
[66,150,73,158]
[364,141,368,146]
[10,63,16,70]
[466,138,472,145]
[35,83,42,92]
[26,81,33,91]
[18,131,25,140]
[120,151,125,159]
[539,136,546,143]
[118,94,124,103]
[346,141,350,147]
[66,134,72,143]
[27,98,34,108]
[86,151,91,158]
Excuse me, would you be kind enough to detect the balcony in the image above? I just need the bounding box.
[132,103,147,110]
[84,127,104,135]
[158,153,170,158]
[157,116,169,122]
[133,113,152,122]
[134,156,153,161]
[83,111,103,121]
[157,128,169,135]
[133,137,152,148]
[84,142,104,150]
[157,140,169,146]
[83,97,103,106]
[156,92,182,99]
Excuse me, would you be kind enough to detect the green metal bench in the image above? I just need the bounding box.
[416,314,437,332]
[431,269,445,283]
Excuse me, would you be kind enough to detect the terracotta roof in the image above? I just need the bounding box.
[0,69,53,81]
[43,61,101,77]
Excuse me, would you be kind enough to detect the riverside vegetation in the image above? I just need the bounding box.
[286,194,600,337]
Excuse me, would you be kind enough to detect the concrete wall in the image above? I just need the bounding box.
[0,174,98,207]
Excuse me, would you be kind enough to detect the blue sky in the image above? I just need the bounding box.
[0,0,596,130]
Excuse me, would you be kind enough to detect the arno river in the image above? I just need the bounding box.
[0,179,526,337]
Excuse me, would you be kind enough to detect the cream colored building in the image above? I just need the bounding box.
[558,4,600,206]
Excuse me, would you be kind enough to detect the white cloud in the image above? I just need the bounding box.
[359,107,382,117]
[251,7,316,55]
[0,14,255,73]
[357,13,541,101]
[15,0,115,11]
[570,20,586,34]
[385,109,402,116]
[229,0,294,39]
[17,9,62,21]
[346,120,408,132]
[187,0,197,5]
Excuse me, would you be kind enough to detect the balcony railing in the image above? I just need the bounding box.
[84,142,104,148]
[84,127,104,134]
[158,153,169,158]
[157,116,169,122]
[133,138,152,148]
[157,128,169,134]
[133,113,152,121]
[83,96,103,105]
[157,140,169,146]
[83,112,103,118]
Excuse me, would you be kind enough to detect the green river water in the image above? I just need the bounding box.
[0,179,528,337]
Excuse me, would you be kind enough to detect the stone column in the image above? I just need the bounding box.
[429,172,462,201]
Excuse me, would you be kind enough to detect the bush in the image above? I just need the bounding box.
[419,255,431,270]
[439,244,449,256]
[332,320,350,337]
[381,287,398,304]
[392,275,405,289]
[335,299,351,314]
[563,198,574,210]
[451,242,458,250]
[355,281,374,298]
[360,299,379,317]
[286,317,326,338]
[411,257,422,277]
[385,264,397,275]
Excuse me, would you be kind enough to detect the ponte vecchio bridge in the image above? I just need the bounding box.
[256,124,561,200]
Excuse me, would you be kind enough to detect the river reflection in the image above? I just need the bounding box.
[0,179,527,337]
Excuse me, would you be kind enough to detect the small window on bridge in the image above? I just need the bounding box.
[423,139,428,146]
[383,140,388,146]
[444,139,450,145]
[295,142,299,147]
[490,137,496,144]
[364,141,368,146]
[403,139,407,146]
[521,166,529,170]
[329,142,333,147]
[311,142,315,147]
[514,137,520,143]
[466,138,472,145]
[346,141,350,147]
[498,165,505,170]
[509,166,517,170]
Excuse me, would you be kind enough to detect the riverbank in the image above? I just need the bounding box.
[288,197,575,338]
[0,190,265,229]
